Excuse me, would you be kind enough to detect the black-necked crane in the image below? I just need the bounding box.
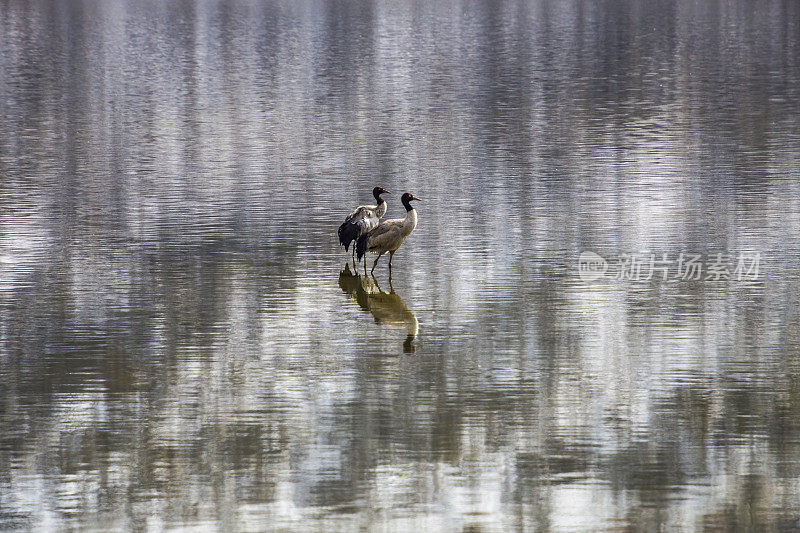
[356,192,420,275]
[338,186,390,262]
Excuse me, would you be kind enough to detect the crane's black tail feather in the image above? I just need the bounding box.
[338,221,359,252]
[356,233,369,261]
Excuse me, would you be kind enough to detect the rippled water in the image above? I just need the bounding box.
[2,1,800,531]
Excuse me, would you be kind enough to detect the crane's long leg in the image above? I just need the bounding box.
[370,253,384,275]
[388,251,395,272]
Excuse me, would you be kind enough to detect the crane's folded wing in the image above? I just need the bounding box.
[367,223,403,250]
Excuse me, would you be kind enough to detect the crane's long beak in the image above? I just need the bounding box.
[412,195,421,201]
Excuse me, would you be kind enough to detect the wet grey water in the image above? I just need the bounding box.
[2,0,800,531]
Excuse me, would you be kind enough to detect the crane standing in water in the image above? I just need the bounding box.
[338,186,390,263]
[356,192,420,275]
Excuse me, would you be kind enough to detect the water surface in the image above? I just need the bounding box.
[2,1,800,530]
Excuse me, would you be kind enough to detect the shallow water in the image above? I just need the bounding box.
[2,0,800,530]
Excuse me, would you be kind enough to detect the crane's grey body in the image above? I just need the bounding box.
[344,202,387,233]
[338,187,389,261]
[356,192,420,275]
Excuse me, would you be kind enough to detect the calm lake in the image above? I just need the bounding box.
[2,0,800,531]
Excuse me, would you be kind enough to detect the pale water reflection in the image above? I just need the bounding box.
[1,0,800,531]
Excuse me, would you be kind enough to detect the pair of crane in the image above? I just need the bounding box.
[337,187,421,275]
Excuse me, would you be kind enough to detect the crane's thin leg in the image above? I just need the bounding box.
[388,251,395,272]
[371,253,383,275]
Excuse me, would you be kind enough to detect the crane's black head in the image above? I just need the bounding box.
[401,192,421,211]
[372,186,390,202]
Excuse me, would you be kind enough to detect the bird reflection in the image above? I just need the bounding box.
[338,264,418,353]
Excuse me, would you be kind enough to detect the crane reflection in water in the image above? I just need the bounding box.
[338,265,418,353]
